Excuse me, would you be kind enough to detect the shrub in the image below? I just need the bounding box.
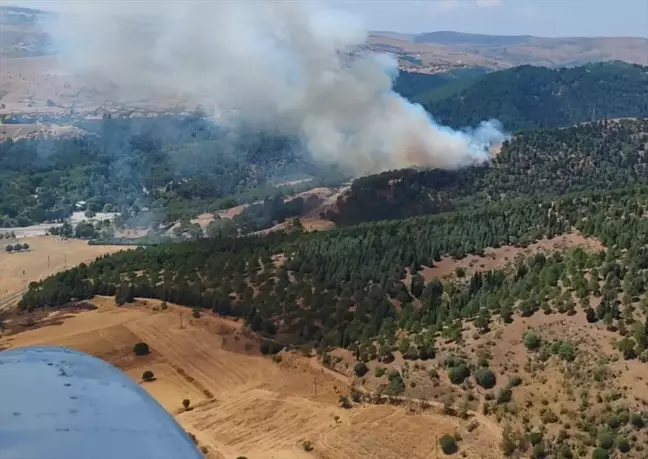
[22,243,29,250]
[616,436,631,453]
[339,395,352,409]
[142,370,155,382]
[375,367,386,377]
[597,432,614,450]
[523,331,542,351]
[448,364,471,384]
[592,448,609,459]
[474,367,496,389]
[182,399,191,410]
[531,441,546,458]
[509,375,523,387]
[302,440,313,452]
[353,362,368,377]
[439,434,458,454]
[133,342,150,356]
[528,431,544,446]
[497,388,513,404]
[606,414,620,429]
[192,308,201,318]
[160,301,168,310]
[5,245,13,253]
[630,412,645,428]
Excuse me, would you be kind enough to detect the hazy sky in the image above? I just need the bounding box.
[6,0,648,38]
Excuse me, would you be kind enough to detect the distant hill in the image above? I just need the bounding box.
[419,61,648,131]
[368,31,648,73]
[0,5,55,57]
[393,67,489,100]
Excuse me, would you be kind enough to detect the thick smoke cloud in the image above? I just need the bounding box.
[44,0,506,175]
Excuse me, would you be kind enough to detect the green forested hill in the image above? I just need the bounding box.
[418,62,648,131]
[393,67,489,100]
[327,119,648,225]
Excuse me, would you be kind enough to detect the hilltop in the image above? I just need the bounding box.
[367,31,648,73]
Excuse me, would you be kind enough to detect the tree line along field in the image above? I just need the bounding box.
[0,235,126,304]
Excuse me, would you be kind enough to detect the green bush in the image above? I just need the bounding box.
[497,388,512,404]
[592,448,609,459]
[598,432,614,450]
[439,434,458,454]
[616,436,631,453]
[606,415,620,429]
[531,441,546,459]
[508,375,523,387]
[354,362,368,377]
[133,342,150,356]
[448,364,471,384]
[474,367,496,389]
[375,367,386,377]
[528,431,544,446]
[630,412,645,428]
[523,331,542,351]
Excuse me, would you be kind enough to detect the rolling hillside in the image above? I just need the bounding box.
[368,30,648,73]
[417,61,648,131]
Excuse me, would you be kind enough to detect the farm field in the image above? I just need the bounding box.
[0,236,127,305]
[0,297,501,459]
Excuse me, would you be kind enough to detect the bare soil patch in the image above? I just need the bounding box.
[415,231,604,283]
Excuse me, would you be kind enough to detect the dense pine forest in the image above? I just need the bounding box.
[328,119,648,225]
[419,62,648,131]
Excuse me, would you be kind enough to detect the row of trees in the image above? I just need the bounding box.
[5,243,29,253]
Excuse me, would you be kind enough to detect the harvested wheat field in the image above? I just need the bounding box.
[0,236,126,299]
[0,297,501,459]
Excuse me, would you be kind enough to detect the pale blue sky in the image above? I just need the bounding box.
[6,0,648,38]
[331,0,648,37]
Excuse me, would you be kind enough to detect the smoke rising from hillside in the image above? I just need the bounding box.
[45,0,506,174]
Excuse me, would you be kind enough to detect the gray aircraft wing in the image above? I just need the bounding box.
[0,346,204,459]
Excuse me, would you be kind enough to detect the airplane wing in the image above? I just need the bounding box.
[0,346,204,459]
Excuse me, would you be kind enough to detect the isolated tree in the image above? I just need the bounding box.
[353,362,368,377]
[523,331,542,351]
[182,399,191,410]
[439,434,458,454]
[142,370,155,382]
[474,367,497,389]
[133,342,150,356]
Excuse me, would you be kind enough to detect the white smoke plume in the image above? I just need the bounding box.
[43,0,507,175]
